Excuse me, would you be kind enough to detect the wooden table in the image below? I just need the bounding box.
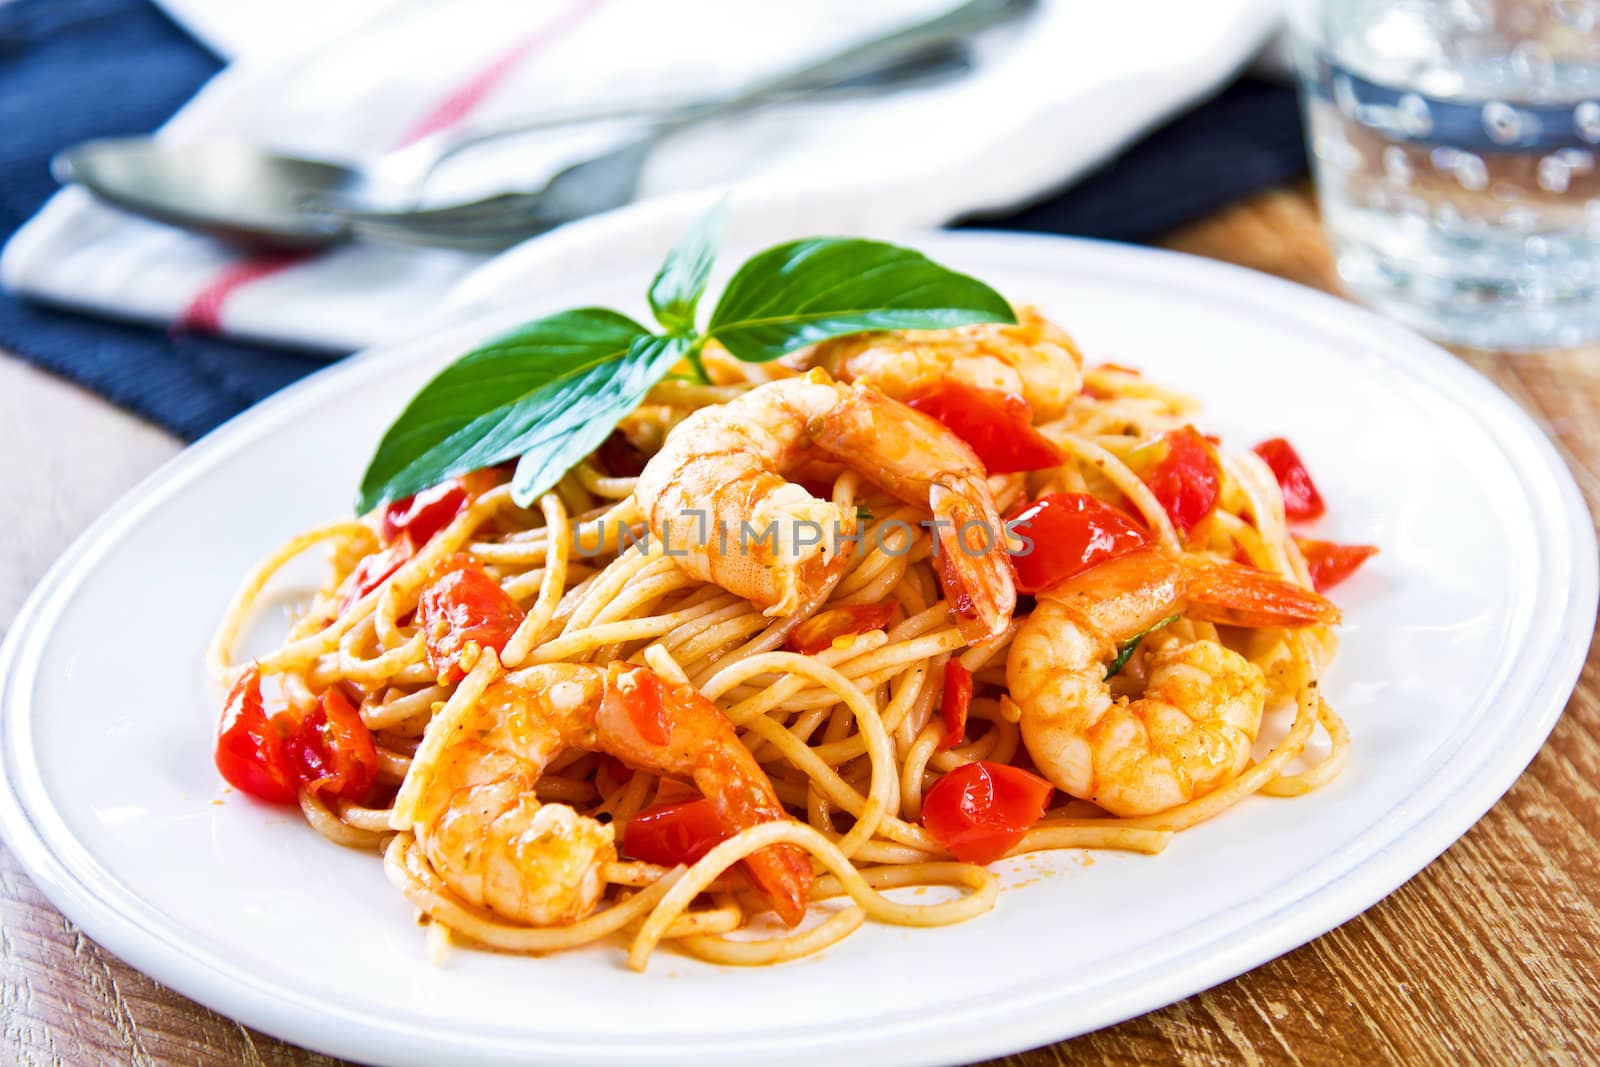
[3,186,1598,1066]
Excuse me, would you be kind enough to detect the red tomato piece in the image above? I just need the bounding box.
[651,778,699,806]
[1144,426,1221,541]
[921,761,1053,865]
[1297,537,1377,592]
[938,660,973,752]
[417,555,525,682]
[286,687,380,803]
[622,797,731,867]
[380,469,502,546]
[907,381,1063,474]
[381,482,467,545]
[1253,438,1327,521]
[595,430,649,478]
[605,664,672,747]
[338,532,416,616]
[394,471,499,542]
[1006,493,1150,594]
[786,603,898,655]
[798,477,838,500]
[598,754,635,788]
[214,666,298,804]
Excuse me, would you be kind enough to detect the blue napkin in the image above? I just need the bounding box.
[0,0,1306,441]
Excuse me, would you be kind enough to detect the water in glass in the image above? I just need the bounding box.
[1294,0,1600,348]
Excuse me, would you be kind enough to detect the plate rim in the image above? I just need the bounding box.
[1,232,1594,1066]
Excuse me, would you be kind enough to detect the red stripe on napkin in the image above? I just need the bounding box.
[175,252,315,333]
[176,0,605,335]
[392,0,605,148]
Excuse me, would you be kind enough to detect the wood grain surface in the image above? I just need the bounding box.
[3,186,1598,1066]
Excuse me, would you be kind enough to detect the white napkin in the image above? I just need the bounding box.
[1,0,1279,354]
[148,0,396,59]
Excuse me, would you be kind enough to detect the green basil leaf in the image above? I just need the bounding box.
[510,332,687,505]
[648,202,725,333]
[1104,614,1179,680]
[357,309,654,513]
[706,238,1015,362]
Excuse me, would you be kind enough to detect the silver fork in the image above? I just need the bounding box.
[341,0,1036,250]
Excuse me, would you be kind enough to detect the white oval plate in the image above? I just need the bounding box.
[1,234,1593,1067]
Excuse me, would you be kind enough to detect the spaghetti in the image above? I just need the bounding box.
[208,311,1359,970]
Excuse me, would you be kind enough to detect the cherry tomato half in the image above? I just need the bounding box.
[907,380,1063,474]
[1253,438,1327,521]
[1006,493,1150,594]
[379,469,501,546]
[338,532,416,616]
[1144,426,1221,541]
[605,664,672,747]
[786,603,898,655]
[1297,537,1377,592]
[622,797,731,867]
[214,666,298,805]
[921,761,1053,865]
[938,660,973,752]
[417,554,526,682]
[286,686,380,803]
[381,482,467,546]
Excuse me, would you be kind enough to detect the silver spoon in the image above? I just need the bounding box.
[51,44,970,252]
[52,0,1033,252]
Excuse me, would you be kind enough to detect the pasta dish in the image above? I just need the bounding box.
[208,298,1373,971]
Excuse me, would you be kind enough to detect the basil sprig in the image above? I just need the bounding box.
[1105,614,1179,680]
[647,201,724,338]
[357,310,662,513]
[358,213,1015,513]
[706,238,1014,362]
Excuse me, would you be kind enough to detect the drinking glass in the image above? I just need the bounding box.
[1291,0,1600,349]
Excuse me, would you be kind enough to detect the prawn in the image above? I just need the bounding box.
[397,662,813,927]
[1006,547,1339,817]
[634,371,1016,641]
[798,306,1084,423]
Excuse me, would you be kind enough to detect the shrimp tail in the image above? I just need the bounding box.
[932,480,1018,642]
[596,666,815,926]
[695,751,813,926]
[1180,558,1340,628]
[738,844,814,928]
